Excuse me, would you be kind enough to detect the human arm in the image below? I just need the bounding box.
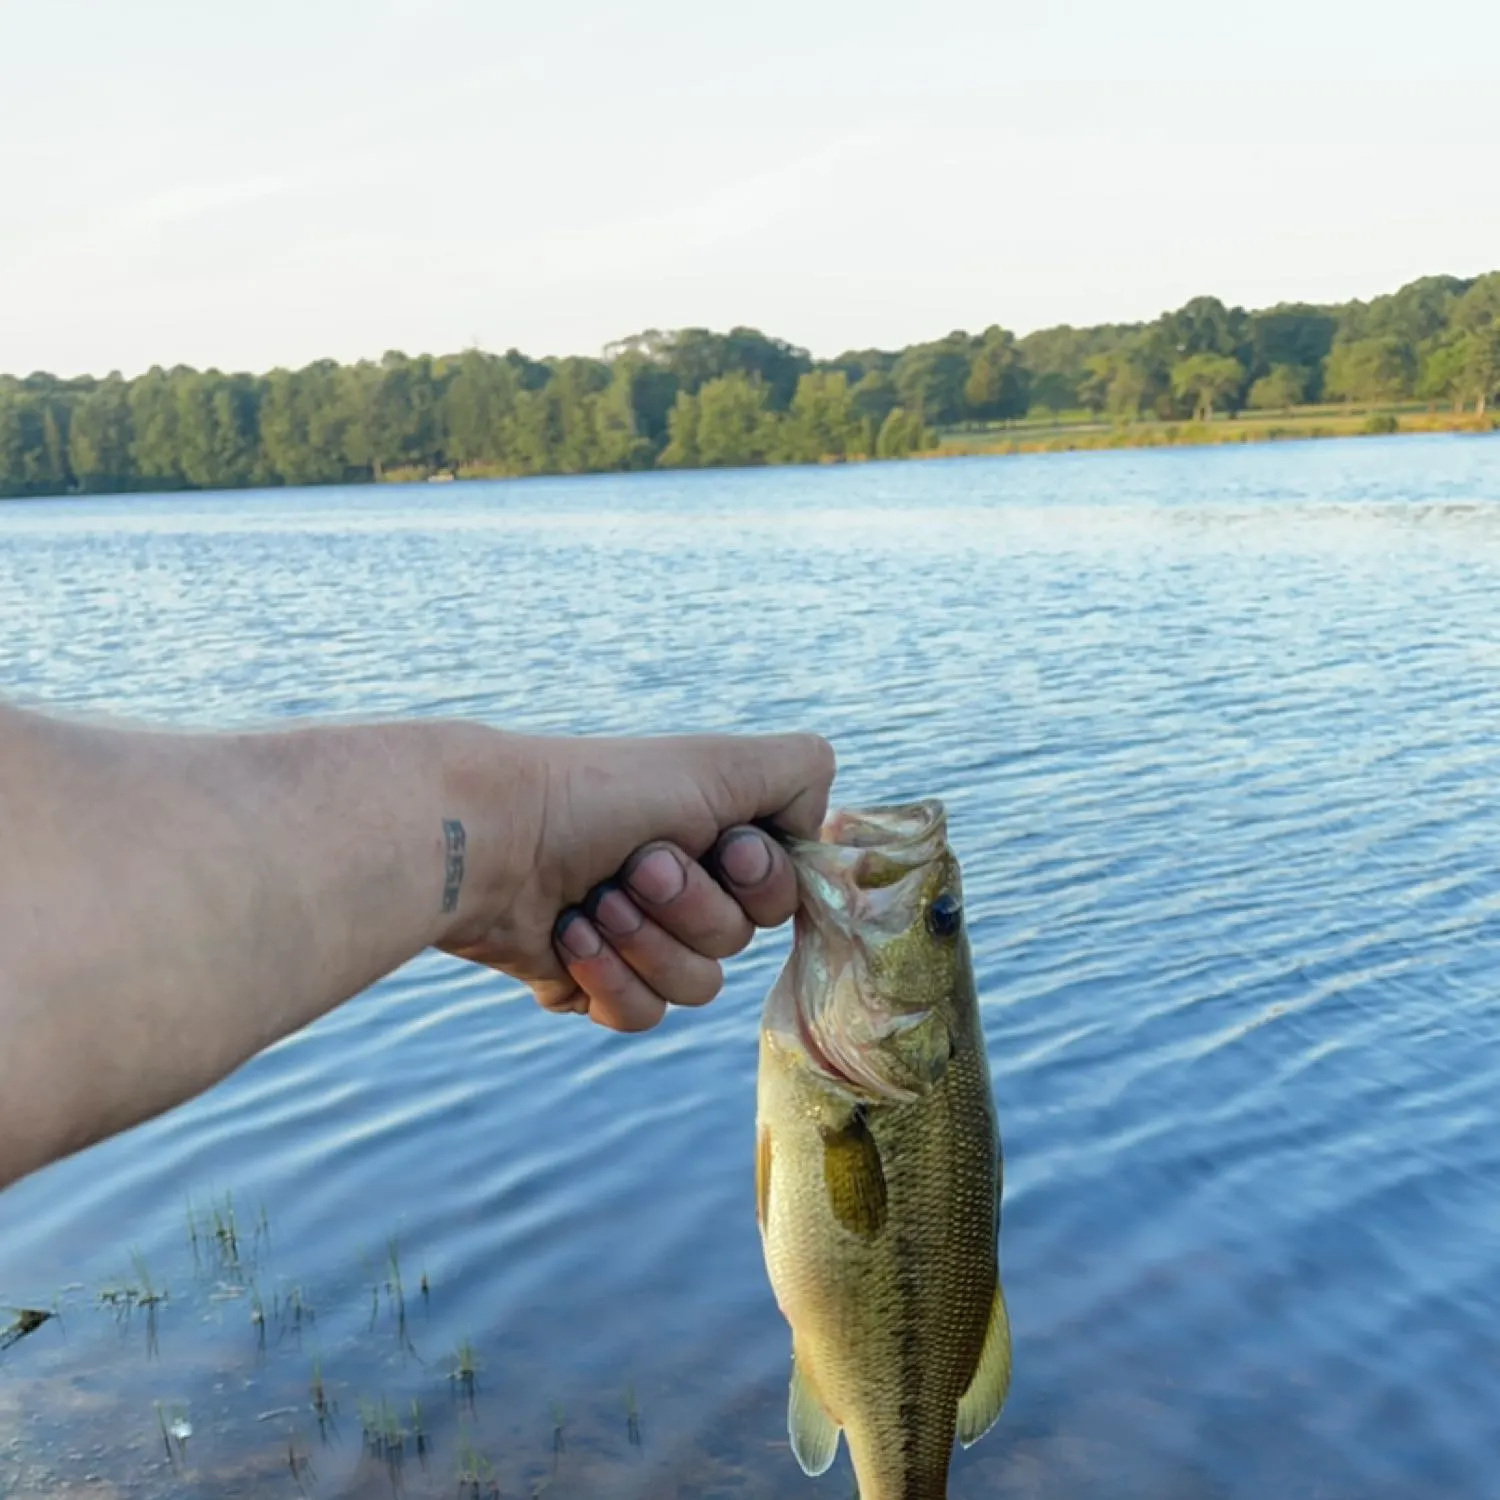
[0,699,835,1192]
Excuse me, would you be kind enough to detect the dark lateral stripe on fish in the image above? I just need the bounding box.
[896,1221,931,1495]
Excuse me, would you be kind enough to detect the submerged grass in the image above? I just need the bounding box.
[310,1358,338,1441]
[449,1338,481,1408]
[0,1306,54,1353]
[456,1436,501,1500]
[624,1381,641,1448]
[7,1179,679,1498]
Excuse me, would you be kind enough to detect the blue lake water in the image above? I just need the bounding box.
[2,434,1499,1499]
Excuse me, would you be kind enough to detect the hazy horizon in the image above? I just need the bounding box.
[3,0,1497,381]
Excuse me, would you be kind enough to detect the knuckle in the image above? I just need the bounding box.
[708,923,754,959]
[675,964,724,1008]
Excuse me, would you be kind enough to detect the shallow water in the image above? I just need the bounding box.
[2,435,1500,1499]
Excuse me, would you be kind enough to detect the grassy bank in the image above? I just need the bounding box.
[930,404,1497,459]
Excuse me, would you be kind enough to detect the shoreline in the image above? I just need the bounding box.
[1,411,1495,503]
[927,407,1497,462]
[391,410,1496,486]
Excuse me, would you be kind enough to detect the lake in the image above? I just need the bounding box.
[2,434,1499,1500]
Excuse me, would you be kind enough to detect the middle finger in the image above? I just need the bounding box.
[586,883,726,1008]
[617,841,758,958]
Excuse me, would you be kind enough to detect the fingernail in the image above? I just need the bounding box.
[623,846,686,906]
[588,882,643,938]
[717,829,773,888]
[555,910,602,960]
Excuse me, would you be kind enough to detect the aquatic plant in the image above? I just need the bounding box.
[448,1338,481,1407]
[309,1358,338,1441]
[456,1436,500,1499]
[0,1306,53,1353]
[623,1380,641,1448]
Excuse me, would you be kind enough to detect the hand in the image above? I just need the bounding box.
[438,730,836,1032]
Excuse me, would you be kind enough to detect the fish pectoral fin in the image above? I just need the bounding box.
[788,1350,841,1476]
[821,1107,888,1238]
[956,1278,1013,1449]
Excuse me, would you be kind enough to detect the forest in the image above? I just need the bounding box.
[1,270,1497,498]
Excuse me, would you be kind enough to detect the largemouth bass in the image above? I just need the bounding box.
[755,800,1011,1500]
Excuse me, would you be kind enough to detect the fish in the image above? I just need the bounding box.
[754,799,1011,1500]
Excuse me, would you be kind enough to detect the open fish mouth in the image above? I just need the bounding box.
[797,799,949,862]
[787,799,950,938]
[768,799,953,1104]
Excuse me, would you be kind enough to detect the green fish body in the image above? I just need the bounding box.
[755,800,1011,1500]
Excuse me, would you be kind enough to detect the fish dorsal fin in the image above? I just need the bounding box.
[956,1278,1013,1448]
[821,1108,888,1238]
[788,1349,841,1476]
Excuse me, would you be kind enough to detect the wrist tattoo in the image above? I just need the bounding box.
[441,818,467,913]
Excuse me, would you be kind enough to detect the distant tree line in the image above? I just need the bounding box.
[1,270,1496,498]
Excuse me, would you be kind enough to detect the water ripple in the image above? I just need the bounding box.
[3,434,1500,1497]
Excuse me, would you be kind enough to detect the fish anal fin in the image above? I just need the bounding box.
[956,1278,1013,1448]
[788,1348,841,1476]
[821,1108,887,1238]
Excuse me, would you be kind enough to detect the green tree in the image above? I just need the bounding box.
[1081,349,1159,419]
[68,376,135,491]
[659,389,701,468]
[690,374,779,466]
[783,371,865,462]
[608,354,679,451]
[128,367,185,488]
[364,353,443,476]
[849,371,899,429]
[1323,337,1416,404]
[891,338,971,426]
[261,360,357,485]
[174,371,262,489]
[1452,274,1500,335]
[1246,306,1336,394]
[0,386,72,494]
[1457,321,1500,415]
[1415,341,1469,410]
[875,406,929,459]
[1170,355,1245,420]
[439,350,520,469]
[588,374,655,471]
[1160,296,1245,361]
[3,264,1499,499]
[1019,323,1135,414]
[963,327,1029,421]
[1246,363,1308,412]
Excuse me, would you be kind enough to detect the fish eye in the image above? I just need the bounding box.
[926,892,962,939]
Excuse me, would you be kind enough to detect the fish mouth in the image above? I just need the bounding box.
[788,798,949,938]
[803,799,949,861]
[768,799,950,1104]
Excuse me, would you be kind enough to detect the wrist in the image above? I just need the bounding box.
[429,720,547,953]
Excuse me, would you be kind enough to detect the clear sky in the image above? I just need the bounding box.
[2,0,1496,378]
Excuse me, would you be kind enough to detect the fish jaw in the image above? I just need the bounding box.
[765,799,957,1104]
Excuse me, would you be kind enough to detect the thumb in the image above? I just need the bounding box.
[672,731,837,843]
